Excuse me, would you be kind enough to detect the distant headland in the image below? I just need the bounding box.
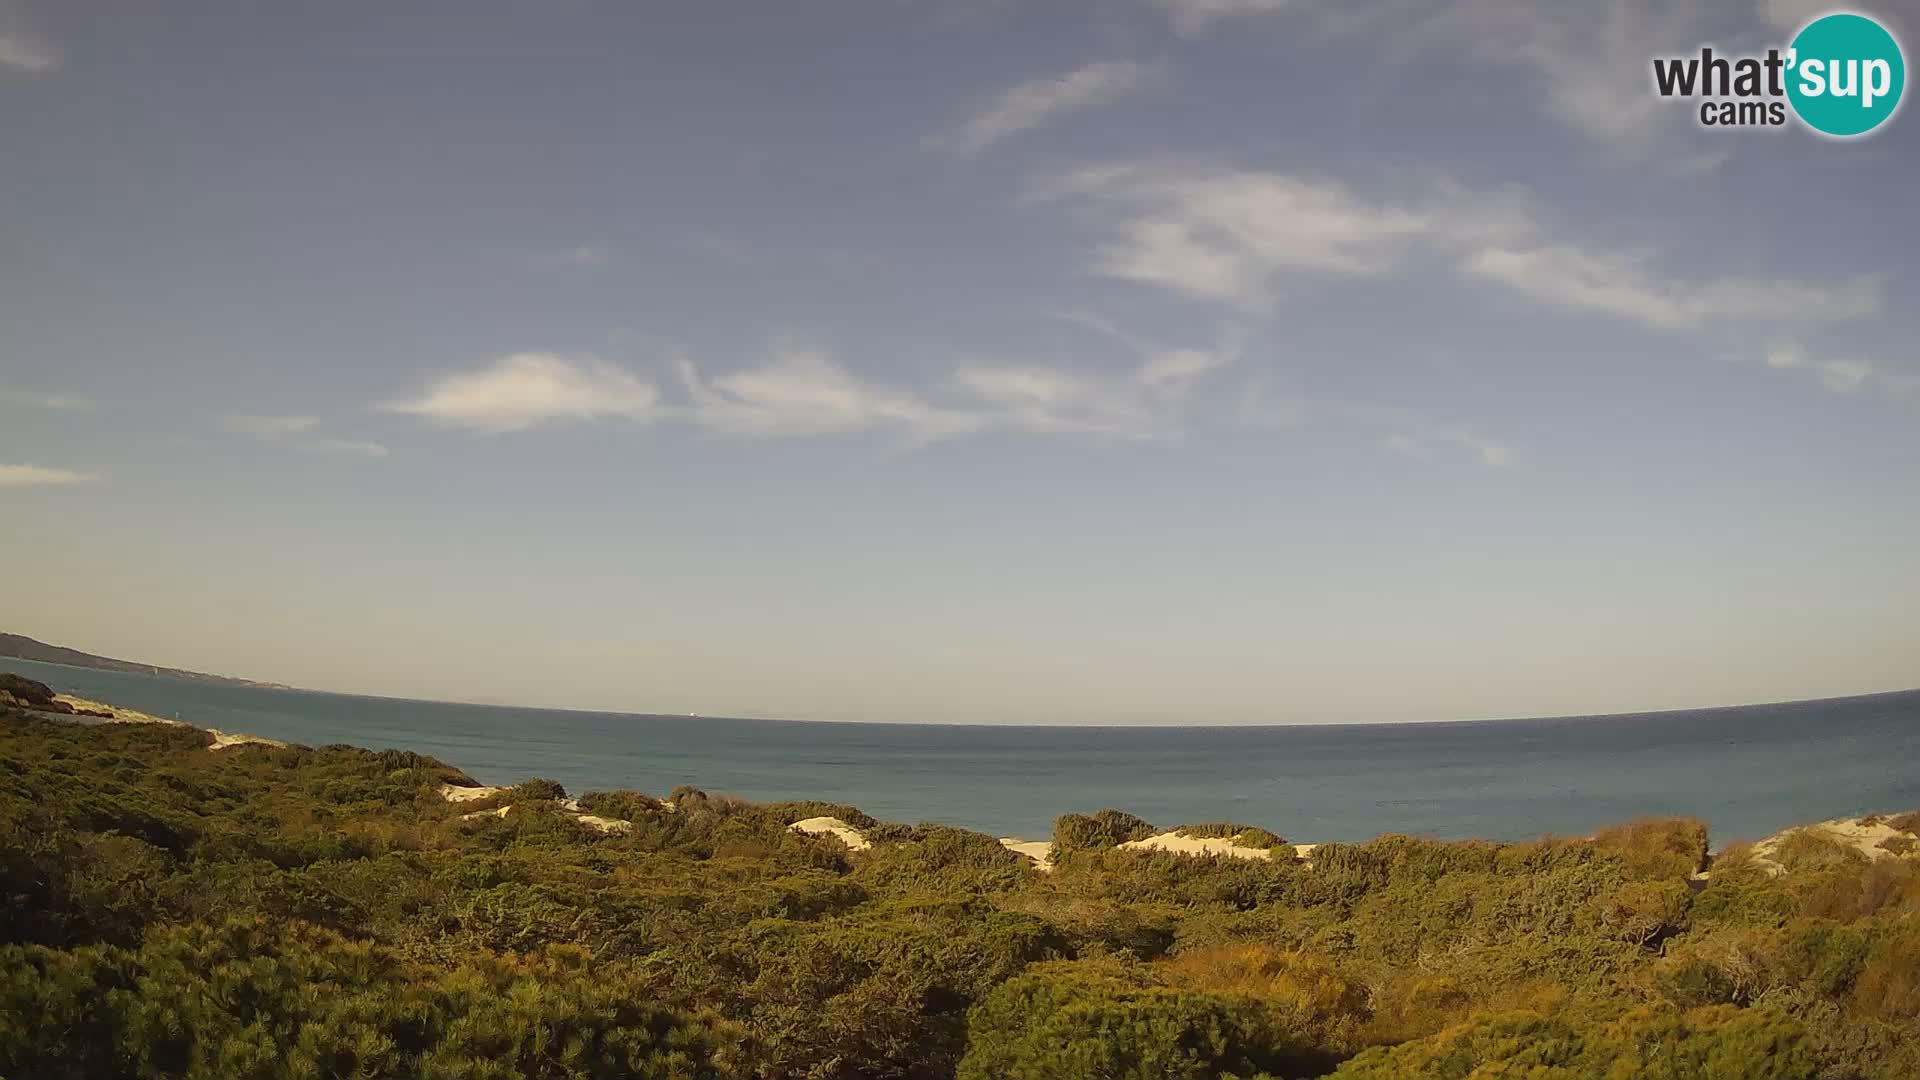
[0,631,294,690]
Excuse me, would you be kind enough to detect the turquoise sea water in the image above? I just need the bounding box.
[5,656,1916,845]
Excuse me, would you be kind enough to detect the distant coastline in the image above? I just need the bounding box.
[0,632,296,691]
[5,652,1917,845]
[5,629,1917,730]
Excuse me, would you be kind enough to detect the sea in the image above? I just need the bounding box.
[5,656,1916,846]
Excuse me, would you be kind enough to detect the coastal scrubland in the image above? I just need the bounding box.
[2,696,1918,1080]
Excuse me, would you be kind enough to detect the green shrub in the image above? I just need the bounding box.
[1172,822,1287,849]
[1593,879,1693,947]
[1328,1006,1815,1080]
[761,800,878,830]
[509,777,567,802]
[959,963,1334,1080]
[1053,809,1156,854]
[0,712,1912,1080]
[574,790,662,820]
[1592,817,1709,878]
[1854,926,1920,1021]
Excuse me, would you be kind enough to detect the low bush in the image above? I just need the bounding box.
[1327,1006,1816,1080]
[1173,822,1288,848]
[574,789,663,820]
[509,777,567,802]
[1592,817,1709,878]
[2,711,1916,1080]
[1053,809,1156,854]
[761,800,878,830]
[959,962,1338,1080]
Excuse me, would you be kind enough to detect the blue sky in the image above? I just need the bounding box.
[3,0,1917,724]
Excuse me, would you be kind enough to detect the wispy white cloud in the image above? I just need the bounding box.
[0,463,96,486]
[539,245,609,268]
[223,413,388,459]
[1472,0,1695,146]
[1150,0,1293,37]
[1753,0,1913,40]
[934,313,1241,440]
[929,59,1166,155]
[1159,0,1705,147]
[1241,383,1515,467]
[1462,245,1882,332]
[0,2,57,73]
[1043,158,1877,349]
[0,384,94,411]
[676,347,983,440]
[1762,342,1917,398]
[303,437,391,459]
[1042,164,1429,307]
[1351,0,1707,146]
[398,324,1238,446]
[675,324,1236,444]
[1054,308,1243,389]
[1040,162,1531,309]
[1758,0,1822,30]
[949,364,1162,439]
[0,32,57,74]
[381,352,661,433]
[223,414,321,438]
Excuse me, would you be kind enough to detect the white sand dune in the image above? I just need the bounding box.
[439,783,507,803]
[449,795,631,834]
[52,694,182,727]
[208,729,284,750]
[1746,816,1919,876]
[789,816,872,851]
[1119,831,1276,861]
[998,833,1309,871]
[47,694,285,753]
[999,838,1055,872]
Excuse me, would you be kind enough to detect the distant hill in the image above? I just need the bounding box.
[0,632,293,689]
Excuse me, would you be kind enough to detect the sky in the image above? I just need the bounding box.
[2,0,1917,725]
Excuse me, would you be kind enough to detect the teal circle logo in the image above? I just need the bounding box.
[1787,12,1905,136]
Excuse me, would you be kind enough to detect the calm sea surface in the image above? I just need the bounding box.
[5,657,1916,845]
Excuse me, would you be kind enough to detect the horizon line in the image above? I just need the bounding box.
[5,649,1915,732]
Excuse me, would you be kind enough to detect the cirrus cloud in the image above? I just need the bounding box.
[1461,246,1883,333]
[677,347,984,441]
[0,384,94,411]
[1150,0,1293,37]
[222,414,320,437]
[222,414,388,459]
[381,352,661,433]
[0,463,97,486]
[929,59,1167,155]
[390,322,1241,446]
[1037,162,1534,310]
[0,32,56,74]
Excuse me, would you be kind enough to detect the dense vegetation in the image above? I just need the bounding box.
[2,705,1917,1079]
